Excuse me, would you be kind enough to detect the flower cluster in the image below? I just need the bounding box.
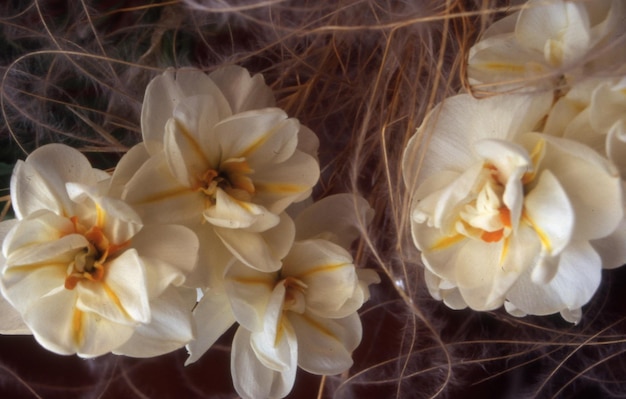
[0,66,377,398]
[403,0,626,323]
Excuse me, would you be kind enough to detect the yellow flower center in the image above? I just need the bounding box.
[198,158,255,203]
[64,216,128,290]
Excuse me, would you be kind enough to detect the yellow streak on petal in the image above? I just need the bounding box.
[72,307,84,346]
[499,236,510,266]
[175,119,210,166]
[523,213,552,254]
[254,182,307,194]
[230,276,275,288]
[522,139,545,184]
[236,128,277,159]
[480,63,526,73]
[299,313,335,339]
[297,263,349,278]
[137,186,196,204]
[430,234,465,251]
[102,283,132,320]
[95,203,105,228]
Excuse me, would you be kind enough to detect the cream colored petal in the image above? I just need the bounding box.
[506,241,601,320]
[252,149,320,214]
[215,212,294,272]
[141,68,231,154]
[115,287,196,358]
[523,133,622,240]
[250,284,295,373]
[123,152,205,226]
[289,311,361,375]
[0,294,30,334]
[293,193,373,249]
[11,144,96,218]
[296,125,320,159]
[186,287,236,365]
[131,224,199,297]
[187,225,234,290]
[592,216,626,270]
[76,249,150,325]
[209,65,276,112]
[226,261,275,333]
[215,108,299,167]
[108,143,150,199]
[524,169,574,258]
[283,240,357,318]
[231,326,297,399]
[204,188,280,230]
[2,210,75,261]
[66,183,142,244]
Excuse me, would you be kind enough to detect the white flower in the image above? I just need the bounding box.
[468,0,626,92]
[117,66,320,276]
[188,194,378,399]
[0,144,199,357]
[402,93,623,322]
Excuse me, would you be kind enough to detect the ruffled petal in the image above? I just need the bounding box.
[204,188,280,231]
[592,216,626,269]
[132,224,199,297]
[108,143,150,199]
[215,108,299,167]
[252,149,320,214]
[225,261,275,332]
[11,144,97,218]
[76,249,150,325]
[289,312,361,375]
[209,65,276,112]
[283,240,357,318]
[123,152,205,226]
[186,287,236,365]
[293,194,372,248]
[0,294,30,334]
[116,287,196,357]
[141,68,231,154]
[231,327,296,399]
[506,241,601,321]
[215,212,295,272]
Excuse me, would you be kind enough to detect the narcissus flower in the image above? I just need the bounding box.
[118,66,320,275]
[0,144,199,357]
[403,93,623,322]
[187,194,378,399]
[468,0,626,92]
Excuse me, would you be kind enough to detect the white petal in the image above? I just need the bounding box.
[115,287,196,357]
[293,194,372,248]
[231,327,296,399]
[252,149,320,214]
[215,108,299,167]
[296,125,320,159]
[289,312,361,375]
[108,143,150,198]
[506,241,601,319]
[131,224,199,297]
[592,216,626,269]
[76,249,150,324]
[204,188,280,230]
[209,65,276,112]
[11,144,97,218]
[215,212,295,272]
[186,288,236,365]
[523,133,622,240]
[225,261,275,332]
[187,225,234,290]
[123,152,205,226]
[524,169,574,257]
[283,240,358,318]
[0,294,30,334]
[141,68,231,154]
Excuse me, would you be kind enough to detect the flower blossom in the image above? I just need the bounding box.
[468,0,626,92]
[0,144,199,357]
[115,66,320,278]
[402,93,623,322]
[188,194,379,399]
